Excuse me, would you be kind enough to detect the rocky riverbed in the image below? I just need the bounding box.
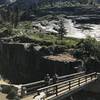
[31,14,100,41]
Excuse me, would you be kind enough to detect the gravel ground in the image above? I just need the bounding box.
[0,92,8,100]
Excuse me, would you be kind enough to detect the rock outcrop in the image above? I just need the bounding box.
[0,41,82,84]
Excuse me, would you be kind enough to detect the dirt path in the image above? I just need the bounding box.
[0,92,8,100]
[0,80,9,85]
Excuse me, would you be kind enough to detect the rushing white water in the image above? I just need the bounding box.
[33,18,100,40]
[64,19,86,39]
[64,19,100,40]
[61,19,100,41]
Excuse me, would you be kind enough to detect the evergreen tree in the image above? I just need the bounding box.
[78,0,88,4]
[9,6,19,28]
[38,0,47,7]
[6,7,10,22]
[58,19,66,40]
[13,6,19,28]
[48,0,55,7]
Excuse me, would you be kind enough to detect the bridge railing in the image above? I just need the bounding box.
[57,71,85,82]
[21,80,44,96]
[36,72,97,99]
[20,71,85,96]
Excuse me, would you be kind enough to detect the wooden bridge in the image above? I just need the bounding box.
[19,72,99,100]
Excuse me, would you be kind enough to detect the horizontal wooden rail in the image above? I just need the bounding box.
[22,71,85,87]
[36,72,97,100]
[37,72,96,91]
[58,71,85,82]
[22,80,44,87]
[20,72,85,97]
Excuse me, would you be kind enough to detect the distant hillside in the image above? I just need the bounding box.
[0,0,99,9]
[0,0,6,4]
[0,0,39,5]
[0,0,16,4]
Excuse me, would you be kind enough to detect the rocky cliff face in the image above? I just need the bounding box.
[0,42,42,83]
[0,41,81,84]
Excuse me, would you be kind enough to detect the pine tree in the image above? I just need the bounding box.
[13,6,19,28]
[9,6,19,28]
[78,0,88,4]
[39,0,48,7]
[48,0,54,7]
[58,19,66,40]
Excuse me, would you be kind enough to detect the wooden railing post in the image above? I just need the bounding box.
[37,90,40,95]
[46,88,48,96]
[85,76,87,83]
[91,75,92,80]
[69,81,71,90]
[95,72,97,78]
[78,78,80,86]
[56,85,58,96]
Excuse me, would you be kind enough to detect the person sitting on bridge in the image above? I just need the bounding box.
[33,92,46,100]
[44,74,51,86]
[52,73,58,84]
[21,87,27,97]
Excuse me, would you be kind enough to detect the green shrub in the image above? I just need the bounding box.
[1,85,11,94]
[7,88,18,99]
